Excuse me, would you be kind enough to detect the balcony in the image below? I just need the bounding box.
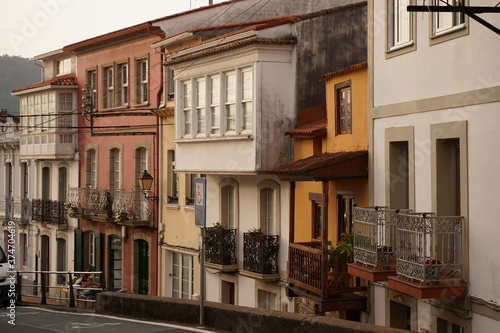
[240,233,279,281]
[287,242,367,313]
[348,206,411,282]
[31,199,67,229]
[66,188,151,226]
[388,212,467,299]
[112,189,150,227]
[204,228,238,272]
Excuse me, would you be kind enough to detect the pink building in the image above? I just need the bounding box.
[63,22,164,295]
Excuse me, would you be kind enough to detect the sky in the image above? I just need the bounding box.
[0,0,228,58]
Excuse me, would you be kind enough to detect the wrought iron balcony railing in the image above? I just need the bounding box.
[1,197,31,224]
[31,199,67,226]
[352,206,411,270]
[66,187,152,225]
[396,212,463,285]
[204,228,237,266]
[112,189,150,226]
[243,233,279,275]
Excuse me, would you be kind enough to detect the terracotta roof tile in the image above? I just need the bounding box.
[12,74,77,93]
[285,119,327,138]
[270,150,368,181]
[321,62,367,81]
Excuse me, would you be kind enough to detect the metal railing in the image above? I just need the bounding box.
[204,228,237,265]
[396,213,463,284]
[243,233,279,274]
[14,270,104,307]
[352,206,411,270]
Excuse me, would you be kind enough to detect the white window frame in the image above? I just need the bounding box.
[118,63,129,106]
[109,148,121,191]
[172,252,193,299]
[104,66,114,109]
[258,180,280,236]
[56,58,71,76]
[178,66,253,138]
[388,0,412,50]
[257,289,277,310]
[136,58,149,104]
[220,178,239,230]
[433,0,466,36]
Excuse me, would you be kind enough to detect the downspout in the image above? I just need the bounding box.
[148,23,164,297]
[33,60,44,81]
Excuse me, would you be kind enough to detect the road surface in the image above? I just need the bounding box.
[0,305,224,333]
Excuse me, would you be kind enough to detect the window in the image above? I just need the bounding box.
[58,167,67,202]
[59,93,72,112]
[336,81,352,135]
[20,233,28,266]
[172,252,193,299]
[186,174,196,205]
[108,235,123,291]
[257,289,277,310]
[167,68,175,99]
[86,69,97,109]
[56,58,71,75]
[390,301,412,330]
[56,238,67,284]
[210,75,220,135]
[388,0,412,49]
[225,71,236,132]
[5,162,12,197]
[337,192,354,239]
[135,147,148,191]
[167,150,178,204]
[259,180,279,235]
[182,81,192,136]
[103,66,114,108]
[389,141,409,209]
[136,58,148,104]
[309,193,323,239]
[436,318,465,333]
[241,69,253,131]
[196,78,206,135]
[221,179,238,230]
[180,67,253,137]
[86,149,97,188]
[434,0,465,35]
[109,148,121,191]
[83,231,95,269]
[118,63,129,106]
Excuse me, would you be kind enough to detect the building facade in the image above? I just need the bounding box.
[356,1,500,332]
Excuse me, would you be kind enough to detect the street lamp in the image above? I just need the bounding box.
[138,170,158,201]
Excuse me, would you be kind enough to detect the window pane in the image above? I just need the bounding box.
[226,104,235,131]
[225,73,235,103]
[211,106,220,134]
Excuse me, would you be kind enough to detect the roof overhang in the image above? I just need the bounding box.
[269,150,368,182]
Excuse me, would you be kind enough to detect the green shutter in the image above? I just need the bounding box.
[74,229,83,272]
[94,232,102,283]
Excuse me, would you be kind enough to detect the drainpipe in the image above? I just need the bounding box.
[33,60,44,81]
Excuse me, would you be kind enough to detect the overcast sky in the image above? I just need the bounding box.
[0,0,227,58]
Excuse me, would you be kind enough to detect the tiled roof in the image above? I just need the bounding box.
[270,150,368,181]
[321,62,367,81]
[286,103,327,138]
[165,2,367,65]
[285,119,327,138]
[12,74,77,93]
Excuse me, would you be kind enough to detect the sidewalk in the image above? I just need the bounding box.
[16,295,96,312]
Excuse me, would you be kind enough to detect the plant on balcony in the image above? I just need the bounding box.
[423,257,444,282]
[64,202,78,218]
[329,233,354,281]
[211,221,227,230]
[204,224,237,266]
[246,227,263,235]
[115,209,132,223]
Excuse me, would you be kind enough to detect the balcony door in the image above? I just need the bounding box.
[58,167,67,202]
[337,191,354,240]
[42,167,50,200]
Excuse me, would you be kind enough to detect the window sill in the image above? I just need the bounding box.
[175,135,253,143]
[385,40,416,58]
[165,203,180,210]
[133,102,150,108]
[430,23,468,45]
[183,205,195,211]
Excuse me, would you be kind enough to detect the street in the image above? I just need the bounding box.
[0,306,223,333]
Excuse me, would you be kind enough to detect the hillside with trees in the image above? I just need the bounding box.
[0,55,41,115]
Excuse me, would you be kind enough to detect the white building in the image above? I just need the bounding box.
[165,3,367,311]
[356,1,500,332]
[11,49,79,295]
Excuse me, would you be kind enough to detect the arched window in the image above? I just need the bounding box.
[220,178,239,230]
[258,180,280,235]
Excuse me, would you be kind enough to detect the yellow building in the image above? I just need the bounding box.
[271,62,368,315]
